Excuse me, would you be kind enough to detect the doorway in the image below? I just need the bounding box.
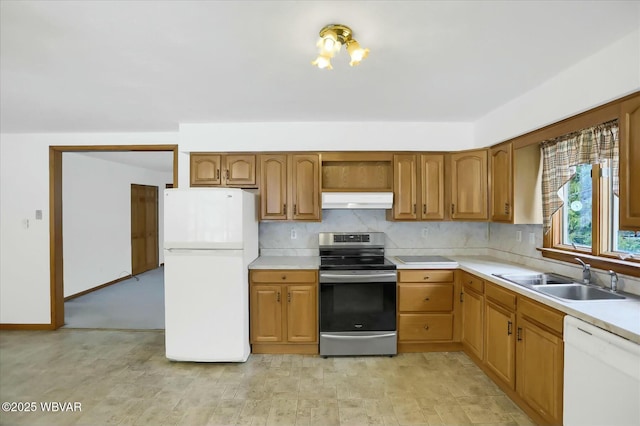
[131,184,159,276]
[50,145,178,329]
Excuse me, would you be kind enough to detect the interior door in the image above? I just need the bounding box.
[131,184,158,275]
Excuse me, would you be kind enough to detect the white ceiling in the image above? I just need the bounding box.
[73,151,174,173]
[1,1,638,134]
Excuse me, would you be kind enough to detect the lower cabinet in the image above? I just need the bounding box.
[461,271,485,360]
[397,270,461,352]
[249,269,318,354]
[516,297,564,425]
[484,282,516,389]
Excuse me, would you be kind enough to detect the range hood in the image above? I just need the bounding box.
[321,192,393,209]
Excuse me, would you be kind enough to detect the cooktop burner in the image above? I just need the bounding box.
[318,232,396,271]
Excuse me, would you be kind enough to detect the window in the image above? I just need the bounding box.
[541,119,639,276]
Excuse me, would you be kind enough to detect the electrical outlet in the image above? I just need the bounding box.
[529,232,536,244]
[290,229,297,240]
[35,210,43,220]
[516,231,522,242]
[422,228,429,238]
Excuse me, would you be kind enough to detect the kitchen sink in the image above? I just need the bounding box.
[493,272,576,286]
[532,284,626,301]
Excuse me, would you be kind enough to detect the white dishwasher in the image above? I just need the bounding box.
[564,316,640,426]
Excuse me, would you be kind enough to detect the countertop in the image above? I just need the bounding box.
[248,254,640,344]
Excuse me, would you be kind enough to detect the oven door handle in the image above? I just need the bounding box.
[322,333,397,340]
[319,272,397,283]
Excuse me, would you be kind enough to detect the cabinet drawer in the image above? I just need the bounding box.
[519,297,564,335]
[398,283,453,312]
[461,271,484,293]
[486,282,516,311]
[251,270,316,283]
[399,314,454,341]
[398,270,454,283]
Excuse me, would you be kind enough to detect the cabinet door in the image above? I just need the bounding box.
[260,154,288,220]
[620,96,640,230]
[490,144,513,222]
[420,154,445,220]
[393,154,418,220]
[250,285,283,343]
[190,154,221,186]
[516,315,563,425]
[225,154,256,186]
[450,150,488,220]
[286,284,317,343]
[485,301,516,389]
[461,286,484,360]
[290,154,321,221]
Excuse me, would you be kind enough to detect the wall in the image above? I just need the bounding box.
[63,153,172,297]
[474,29,640,147]
[259,210,488,257]
[0,133,177,324]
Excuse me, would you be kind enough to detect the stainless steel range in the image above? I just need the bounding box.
[318,232,397,357]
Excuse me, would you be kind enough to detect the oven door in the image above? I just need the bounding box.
[319,270,397,332]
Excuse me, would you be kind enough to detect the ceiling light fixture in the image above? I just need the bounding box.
[312,24,369,70]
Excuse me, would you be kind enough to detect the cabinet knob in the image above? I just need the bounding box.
[423,297,430,301]
[281,275,287,280]
[423,276,430,280]
[424,325,430,331]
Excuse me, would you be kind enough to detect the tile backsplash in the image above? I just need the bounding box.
[259,209,640,295]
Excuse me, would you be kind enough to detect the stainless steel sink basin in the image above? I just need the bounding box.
[533,284,626,301]
[493,272,575,286]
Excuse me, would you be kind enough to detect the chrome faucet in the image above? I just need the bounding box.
[575,258,591,284]
[609,270,619,292]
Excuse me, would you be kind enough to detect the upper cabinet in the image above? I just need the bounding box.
[391,154,444,221]
[450,150,488,220]
[190,153,256,187]
[490,144,513,222]
[620,96,640,230]
[260,154,321,221]
[490,143,543,224]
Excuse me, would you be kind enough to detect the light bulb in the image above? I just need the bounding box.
[346,40,369,66]
[311,54,333,70]
[317,30,341,55]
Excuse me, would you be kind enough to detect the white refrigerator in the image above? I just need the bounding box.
[163,188,258,362]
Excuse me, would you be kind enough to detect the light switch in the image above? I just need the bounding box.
[35,210,43,220]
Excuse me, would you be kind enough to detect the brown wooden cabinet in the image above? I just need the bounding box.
[392,154,445,220]
[450,150,488,220]
[620,96,640,230]
[461,271,484,360]
[259,154,321,221]
[397,269,460,351]
[484,282,516,389]
[490,144,513,222]
[190,153,256,187]
[516,297,564,425]
[249,270,318,354]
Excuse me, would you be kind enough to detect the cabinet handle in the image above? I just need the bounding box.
[216,169,220,180]
[459,292,464,302]
[517,327,522,341]
[283,204,287,215]
[424,297,430,301]
[423,204,426,214]
[294,204,297,215]
[451,204,455,214]
[504,202,509,214]
[277,292,280,303]
[288,292,291,303]
[507,321,512,335]
[423,276,430,280]
[424,325,430,331]
[281,275,287,280]
[413,204,416,214]
[226,169,230,180]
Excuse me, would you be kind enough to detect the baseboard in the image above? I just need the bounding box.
[64,274,133,301]
[398,342,462,353]
[251,343,318,354]
[0,323,55,330]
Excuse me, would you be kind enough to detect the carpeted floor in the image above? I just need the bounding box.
[64,267,165,329]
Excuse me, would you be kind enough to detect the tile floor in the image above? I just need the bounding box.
[0,329,534,425]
